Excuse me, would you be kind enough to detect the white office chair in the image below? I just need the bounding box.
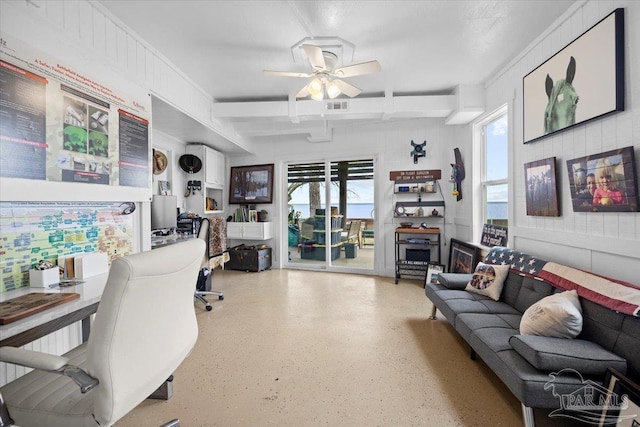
[195,217,225,311]
[0,238,205,427]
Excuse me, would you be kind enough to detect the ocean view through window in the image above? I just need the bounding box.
[475,105,509,233]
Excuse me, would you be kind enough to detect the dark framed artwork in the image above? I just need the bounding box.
[566,146,638,213]
[229,163,274,204]
[524,157,560,216]
[448,239,480,274]
[523,8,624,143]
[598,368,640,427]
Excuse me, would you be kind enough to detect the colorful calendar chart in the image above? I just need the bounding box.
[0,202,133,292]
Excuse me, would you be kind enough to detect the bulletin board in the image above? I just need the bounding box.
[0,202,134,291]
[0,33,152,202]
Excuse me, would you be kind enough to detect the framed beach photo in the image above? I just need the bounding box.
[566,147,638,213]
[524,157,560,216]
[229,164,274,204]
[523,8,624,143]
[448,239,480,274]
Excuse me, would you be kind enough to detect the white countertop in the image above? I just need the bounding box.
[0,272,108,342]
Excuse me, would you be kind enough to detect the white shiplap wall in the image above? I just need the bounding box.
[482,0,640,283]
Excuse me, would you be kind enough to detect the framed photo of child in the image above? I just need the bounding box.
[566,146,638,212]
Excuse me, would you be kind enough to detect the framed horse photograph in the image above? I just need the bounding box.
[523,8,624,144]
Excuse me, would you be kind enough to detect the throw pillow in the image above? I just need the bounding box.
[465,262,510,301]
[520,290,583,338]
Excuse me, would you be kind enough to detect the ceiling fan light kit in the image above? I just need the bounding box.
[264,41,380,101]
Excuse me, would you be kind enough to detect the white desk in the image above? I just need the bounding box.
[0,273,108,348]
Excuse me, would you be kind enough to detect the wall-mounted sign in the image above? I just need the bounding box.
[389,170,442,181]
[480,224,508,247]
[0,33,151,201]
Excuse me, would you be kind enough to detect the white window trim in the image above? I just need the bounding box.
[472,104,509,245]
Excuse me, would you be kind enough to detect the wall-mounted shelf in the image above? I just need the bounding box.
[184,144,226,216]
[227,222,273,240]
[393,179,437,195]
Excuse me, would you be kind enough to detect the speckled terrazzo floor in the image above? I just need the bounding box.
[118,269,585,427]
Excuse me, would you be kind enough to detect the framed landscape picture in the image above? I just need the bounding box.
[524,157,560,216]
[523,8,624,143]
[566,147,638,213]
[229,163,274,204]
[448,239,480,274]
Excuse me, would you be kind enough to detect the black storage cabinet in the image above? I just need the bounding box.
[226,246,272,272]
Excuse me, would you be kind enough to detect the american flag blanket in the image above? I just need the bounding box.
[485,247,640,317]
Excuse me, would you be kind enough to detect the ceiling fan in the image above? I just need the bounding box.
[263,44,381,101]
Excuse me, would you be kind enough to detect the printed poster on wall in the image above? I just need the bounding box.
[0,34,151,189]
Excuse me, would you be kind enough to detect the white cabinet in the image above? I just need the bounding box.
[227,222,273,240]
[184,144,225,215]
[204,147,225,186]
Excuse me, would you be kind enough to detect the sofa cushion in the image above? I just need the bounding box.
[437,291,520,315]
[456,312,522,342]
[437,273,473,290]
[513,276,555,313]
[520,290,583,338]
[509,335,627,376]
[465,262,510,301]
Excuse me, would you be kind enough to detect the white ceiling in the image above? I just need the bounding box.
[98,0,575,148]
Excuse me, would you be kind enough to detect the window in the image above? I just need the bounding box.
[474,105,508,237]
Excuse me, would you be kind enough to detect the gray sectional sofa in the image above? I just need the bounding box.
[424,246,640,427]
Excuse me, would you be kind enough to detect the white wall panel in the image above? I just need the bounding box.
[105,18,117,62]
[63,0,80,38]
[93,8,106,55]
[116,25,128,69]
[46,0,65,27]
[78,0,93,48]
[483,0,640,283]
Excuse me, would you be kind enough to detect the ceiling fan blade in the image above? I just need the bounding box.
[263,70,311,78]
[295,85,310,98]
[333,60,381,78]
[333,79,361,97]
[302,44,326,71]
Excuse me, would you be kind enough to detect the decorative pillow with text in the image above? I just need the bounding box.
[520,290,583,338]
[465,262,510,301]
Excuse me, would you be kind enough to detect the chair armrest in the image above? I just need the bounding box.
[0,346,99,393]
[0,346,68,371]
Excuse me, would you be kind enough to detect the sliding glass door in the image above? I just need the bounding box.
[286,158,374,272]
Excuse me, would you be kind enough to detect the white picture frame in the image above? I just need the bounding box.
[424,263,445,287]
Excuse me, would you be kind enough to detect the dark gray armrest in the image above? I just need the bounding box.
[436,273,473,290]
